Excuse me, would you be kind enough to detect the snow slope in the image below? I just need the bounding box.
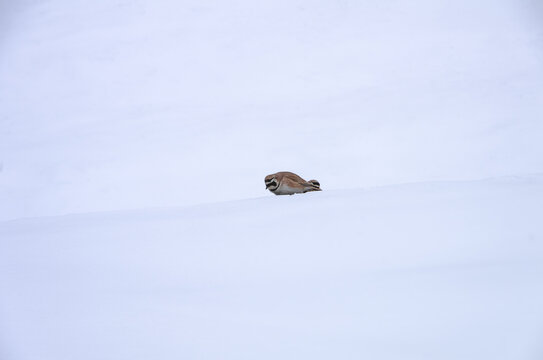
[1,175,543,360]
[1,0,543,220]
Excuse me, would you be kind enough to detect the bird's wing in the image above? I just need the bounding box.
[285,177,319,188]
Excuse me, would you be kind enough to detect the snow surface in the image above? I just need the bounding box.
[1,176,543,360]
[1,0,543,359]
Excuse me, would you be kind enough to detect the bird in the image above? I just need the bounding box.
[264,171,321,195]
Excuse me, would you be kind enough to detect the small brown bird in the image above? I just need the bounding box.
[264,171,322,195]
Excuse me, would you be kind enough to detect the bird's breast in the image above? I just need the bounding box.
[272,182,305,195]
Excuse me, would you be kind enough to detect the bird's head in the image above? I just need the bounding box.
[265,174,279,191]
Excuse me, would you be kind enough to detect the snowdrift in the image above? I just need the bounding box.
[1,176,542,360]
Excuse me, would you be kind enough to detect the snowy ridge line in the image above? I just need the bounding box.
[275,257,543,287]
[349,172,543,191]
[1,172,542,226]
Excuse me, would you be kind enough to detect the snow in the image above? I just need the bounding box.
[1,176,543,359]
[1,0,543,359]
